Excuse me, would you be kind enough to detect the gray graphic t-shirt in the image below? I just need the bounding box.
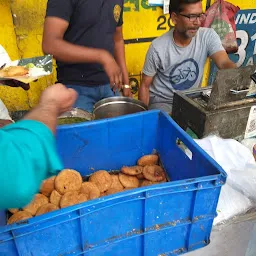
[143,28,224,111]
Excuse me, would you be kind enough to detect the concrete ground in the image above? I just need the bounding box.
[187,213,256,256]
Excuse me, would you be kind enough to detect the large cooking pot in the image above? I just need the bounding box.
[10,108,92,124]
[58,108,92,120]
[57,108,92,125]
[93,96,148,120]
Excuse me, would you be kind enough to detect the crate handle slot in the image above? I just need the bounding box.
[176,138,193,160]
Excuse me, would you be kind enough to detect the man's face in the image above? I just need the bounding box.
[172,2,205,39]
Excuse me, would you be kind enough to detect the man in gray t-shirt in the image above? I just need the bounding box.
[139,0,237,113]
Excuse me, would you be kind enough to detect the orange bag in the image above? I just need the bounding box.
[202,0,240,53]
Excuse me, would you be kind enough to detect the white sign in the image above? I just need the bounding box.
[148,0,163,6]
[245,106,256,139]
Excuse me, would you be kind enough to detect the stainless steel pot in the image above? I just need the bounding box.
[58,108,92,120]
[93,97,148,120]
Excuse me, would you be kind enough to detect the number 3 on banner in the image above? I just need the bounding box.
[235,30,256,67]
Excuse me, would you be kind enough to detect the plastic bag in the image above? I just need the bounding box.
[241,138,256,154]
[202,0,240,53]
[0,45,11,67]
[0,99,12,121]
[191,135,256,225]
[228,163,256,202]
[213,183,252,226]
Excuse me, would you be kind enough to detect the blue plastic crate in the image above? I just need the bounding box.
[0,110,226,256]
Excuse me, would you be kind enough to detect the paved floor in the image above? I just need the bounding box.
[187,216,256,256]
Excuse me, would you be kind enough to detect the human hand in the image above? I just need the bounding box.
[101,51,122,91]
[0,80,30,90]
[0,119,13,128]
[39,83,77,116]
[122,87,133,98]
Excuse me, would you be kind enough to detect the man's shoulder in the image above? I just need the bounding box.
[151,30,172,50]
[197,27,218,39]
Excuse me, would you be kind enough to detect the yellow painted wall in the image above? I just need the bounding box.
[0,0,255,111]
[0,0,29,111]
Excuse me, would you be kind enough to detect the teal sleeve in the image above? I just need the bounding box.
[0,120,63,209]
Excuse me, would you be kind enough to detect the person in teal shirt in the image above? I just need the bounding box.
[0,82,77,209]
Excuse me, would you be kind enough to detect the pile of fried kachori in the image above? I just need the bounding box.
[8,154,167,224]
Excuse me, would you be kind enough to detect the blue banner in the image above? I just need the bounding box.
[208,9,256,85]
[229,9,256,67]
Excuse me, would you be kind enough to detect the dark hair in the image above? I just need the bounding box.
[169,0,202,14]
